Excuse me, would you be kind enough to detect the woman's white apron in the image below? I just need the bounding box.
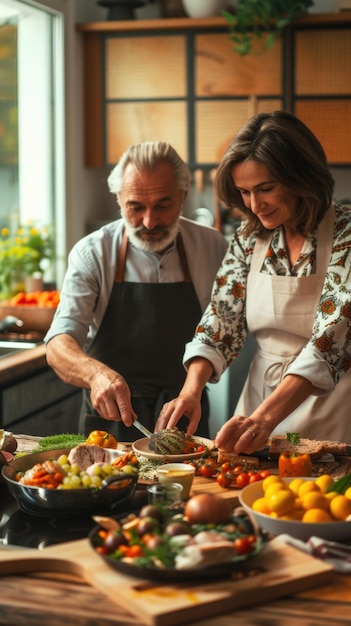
[236,206,351,442]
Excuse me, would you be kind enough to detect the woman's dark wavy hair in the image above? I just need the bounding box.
[216,111,335,237]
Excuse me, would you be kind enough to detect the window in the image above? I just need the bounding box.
[0,0,64,288]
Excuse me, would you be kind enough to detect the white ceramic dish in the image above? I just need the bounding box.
[132,436,214,462]
[239,477,351,542]
[157,462,196,499]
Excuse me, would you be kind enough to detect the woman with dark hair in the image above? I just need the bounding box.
[156,111,351,452]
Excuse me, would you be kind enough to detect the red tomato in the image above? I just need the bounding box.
[199,462,217,478]
[234,537,254,555]
[96,546,109,555]
[258,469,271,479]
[216,472,233,489]
[221,462,234,473]
[236,472,250,488]
[247,534,257,545]
[249,473,262,483]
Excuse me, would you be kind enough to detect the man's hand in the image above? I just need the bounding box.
[90,369,137,426]
[46,334,137,427]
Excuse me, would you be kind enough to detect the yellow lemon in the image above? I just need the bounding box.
[300,491,329,512]
[262,475,285,492]
[252,497,271,515]
[315,474,334,494]
[264,482,290,499]
[329,495,351,521]
[298,480,319,497]
[325,491,339,501]
[266,489,295,515]
[344,486,351,501]
[288,478,305,496]
[302,508,333,523]
[279,509,304,521]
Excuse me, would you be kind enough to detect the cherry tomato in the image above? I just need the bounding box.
[258,469,271,479]
[199,462,217,478]
[249,473,263,483]
[236,472,250,488]
[96,545,109,555]
[221,462,234,473]
[217,472,233,489]
[120,544,144,558]
[247,534,257,545]
[234,537,254,555]
[206,458,218,467]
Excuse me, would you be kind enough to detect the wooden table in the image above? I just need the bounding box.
[0,435,350,626]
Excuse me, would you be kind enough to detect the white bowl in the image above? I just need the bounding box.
[132,436,214,462]
[157,462,195,499]
[181,0,226,18]
[239,477,351,542]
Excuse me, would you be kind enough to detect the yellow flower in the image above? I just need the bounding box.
[0,220,55,299]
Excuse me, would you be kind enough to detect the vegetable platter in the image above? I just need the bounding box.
[1,447,137,516]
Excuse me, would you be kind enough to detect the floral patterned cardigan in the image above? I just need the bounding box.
[183,202,351,392]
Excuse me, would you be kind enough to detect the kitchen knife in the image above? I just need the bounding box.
[133,419,153,439]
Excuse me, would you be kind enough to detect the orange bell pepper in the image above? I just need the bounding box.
[86,430,118,449]
[278,451,313,477]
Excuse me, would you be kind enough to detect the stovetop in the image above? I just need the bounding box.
[0,483,148,549]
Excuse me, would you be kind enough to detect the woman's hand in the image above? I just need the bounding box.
[214,414,271,455]
[155,394,202,435]
[155,356,213,435]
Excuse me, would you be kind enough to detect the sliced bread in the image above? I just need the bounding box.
[269,435,349,460]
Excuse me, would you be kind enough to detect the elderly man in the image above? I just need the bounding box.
[45,141,227,439]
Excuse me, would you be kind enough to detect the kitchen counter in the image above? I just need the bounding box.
[0,435,350,625]
[0,343,47,386]
[0,572,349,626]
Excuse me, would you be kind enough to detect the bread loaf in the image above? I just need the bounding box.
[217,450,259,468]
[269,435,349,460]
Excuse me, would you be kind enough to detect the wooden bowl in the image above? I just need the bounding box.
[0,304,56,333]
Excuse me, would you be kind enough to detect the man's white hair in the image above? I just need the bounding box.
[107,141,191,196]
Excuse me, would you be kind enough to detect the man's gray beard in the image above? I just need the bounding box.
[123,219,180,253]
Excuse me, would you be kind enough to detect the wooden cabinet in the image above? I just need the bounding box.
[77,13,351,169]
[1,367,82,436]
[292,25,351,165]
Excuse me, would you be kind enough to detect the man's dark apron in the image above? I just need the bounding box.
[79,230,209,439]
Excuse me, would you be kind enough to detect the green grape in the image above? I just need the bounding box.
[91,475,103,488]
[57,454,69,465]
[102,463,113,475]
[122,464,138,475]
[70,474,82,487]
[82,474,92,487]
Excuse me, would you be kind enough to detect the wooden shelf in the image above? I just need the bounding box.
[76,11,351,33]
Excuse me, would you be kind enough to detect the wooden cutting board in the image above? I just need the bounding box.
[0,537,333,626]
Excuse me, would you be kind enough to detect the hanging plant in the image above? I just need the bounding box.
[222,0,315,56]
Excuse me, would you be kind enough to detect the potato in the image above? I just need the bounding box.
[3,434,17,454]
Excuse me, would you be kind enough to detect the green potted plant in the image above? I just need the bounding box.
[0,222,55,299]
[222,0,315,56]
